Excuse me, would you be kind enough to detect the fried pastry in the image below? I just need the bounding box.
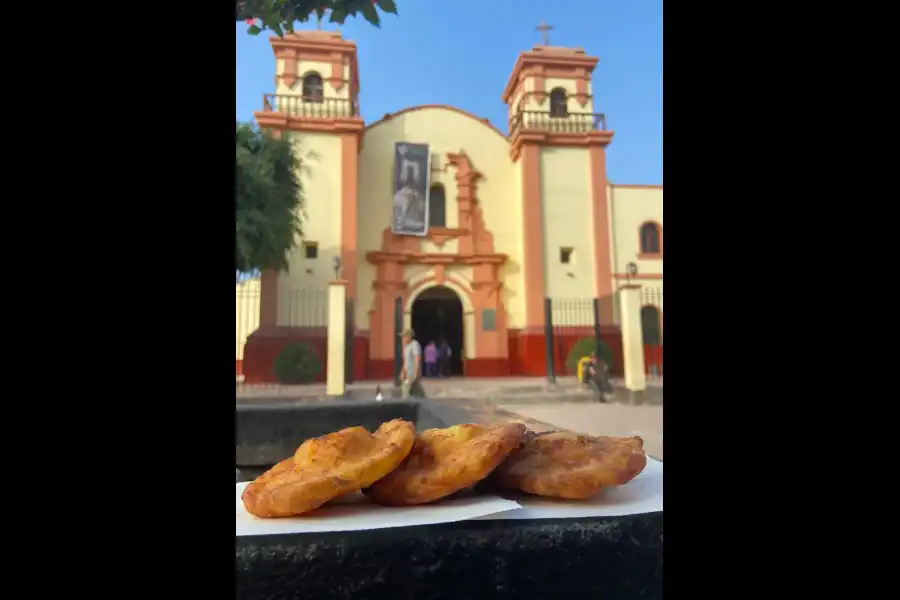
[241,419,416,518]
[490,431,647,499]
[363,423,527,506]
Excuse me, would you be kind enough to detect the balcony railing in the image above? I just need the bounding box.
[260,94,359,119]
[508,111,607,138]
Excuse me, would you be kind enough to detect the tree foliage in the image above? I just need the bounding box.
[566,338,615,374]
[236,0,398,36]
[236,122,305,273]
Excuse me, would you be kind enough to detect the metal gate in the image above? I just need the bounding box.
[344,297,355,384]
[641,288,663,378]
[543,297,602,382]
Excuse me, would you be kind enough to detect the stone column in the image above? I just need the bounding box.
[326,280,348,397]
[618,284,646,403]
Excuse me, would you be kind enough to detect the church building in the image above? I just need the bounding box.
[241,29,663,383]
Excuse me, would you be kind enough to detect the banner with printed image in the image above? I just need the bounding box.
[391,142,431,236]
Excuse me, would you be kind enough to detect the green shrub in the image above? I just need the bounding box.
[565,337,614,373]
[272,342,322,384]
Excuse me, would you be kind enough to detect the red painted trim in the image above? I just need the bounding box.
[643,344,664,375]
[242,328,371,384]
[611,184,663,189]
[613,273,662,280]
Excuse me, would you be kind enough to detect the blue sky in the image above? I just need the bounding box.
[235,0,662,184]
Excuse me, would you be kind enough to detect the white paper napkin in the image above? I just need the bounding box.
[235,483,522,536]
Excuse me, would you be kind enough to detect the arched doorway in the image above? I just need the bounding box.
[411,286,464,376]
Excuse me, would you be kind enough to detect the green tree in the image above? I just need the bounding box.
[236,0,398,36]
[235,122,305,273]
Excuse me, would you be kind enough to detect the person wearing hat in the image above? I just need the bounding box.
[400,327,426,398]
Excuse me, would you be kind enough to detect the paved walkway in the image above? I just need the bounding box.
[236,376,663,401]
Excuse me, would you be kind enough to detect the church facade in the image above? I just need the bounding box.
[242,30,663,383]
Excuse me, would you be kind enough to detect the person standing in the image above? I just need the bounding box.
[400,328,426,398]
[424,341,438,377]
[584,352,613,403]
[438,339,452,377]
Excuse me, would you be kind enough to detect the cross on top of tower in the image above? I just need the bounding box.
[535,20,554,45]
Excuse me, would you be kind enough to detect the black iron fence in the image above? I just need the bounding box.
[543,293,665,381]
[544,297,604,382]
[509,111,607,138]
[279,288,329,327]
[344,297,355,385]
[641,287,663,310]
[261,94,359,119]
[641,287,663,378]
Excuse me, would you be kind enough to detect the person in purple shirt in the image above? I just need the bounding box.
[424,341,438,377]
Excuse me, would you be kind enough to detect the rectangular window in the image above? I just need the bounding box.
[560,247,574,264]
[304,242,318,259]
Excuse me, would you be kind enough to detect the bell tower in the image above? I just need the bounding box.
[257,29,361,121]
[502,28,616,375]
[252,28,365,297]
[243,30,365,385]
[502,43,603,136]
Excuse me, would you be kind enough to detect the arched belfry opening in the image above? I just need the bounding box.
[411,286,464,376]
[549,87,568,118]
[302,72,324,103]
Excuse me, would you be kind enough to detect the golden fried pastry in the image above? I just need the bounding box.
[241,419,415,518]
[489,431,647,499]
[363,423,527,506]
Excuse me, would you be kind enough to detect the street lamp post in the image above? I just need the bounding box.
[626,261,638,283]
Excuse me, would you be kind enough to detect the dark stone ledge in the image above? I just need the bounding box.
[236,400,482,467]
[236,401,421,466]
[235,511,663,600]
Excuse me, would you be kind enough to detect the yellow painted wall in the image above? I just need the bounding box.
[236,278,260,361]
[421,238,458,254]
[405,265,431,288]
[447,265,474,285]
[609,186,663,276]
[540,148,595,319]
[275,133,343,327]
[608,185,663,325]
[356,107,525,330]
